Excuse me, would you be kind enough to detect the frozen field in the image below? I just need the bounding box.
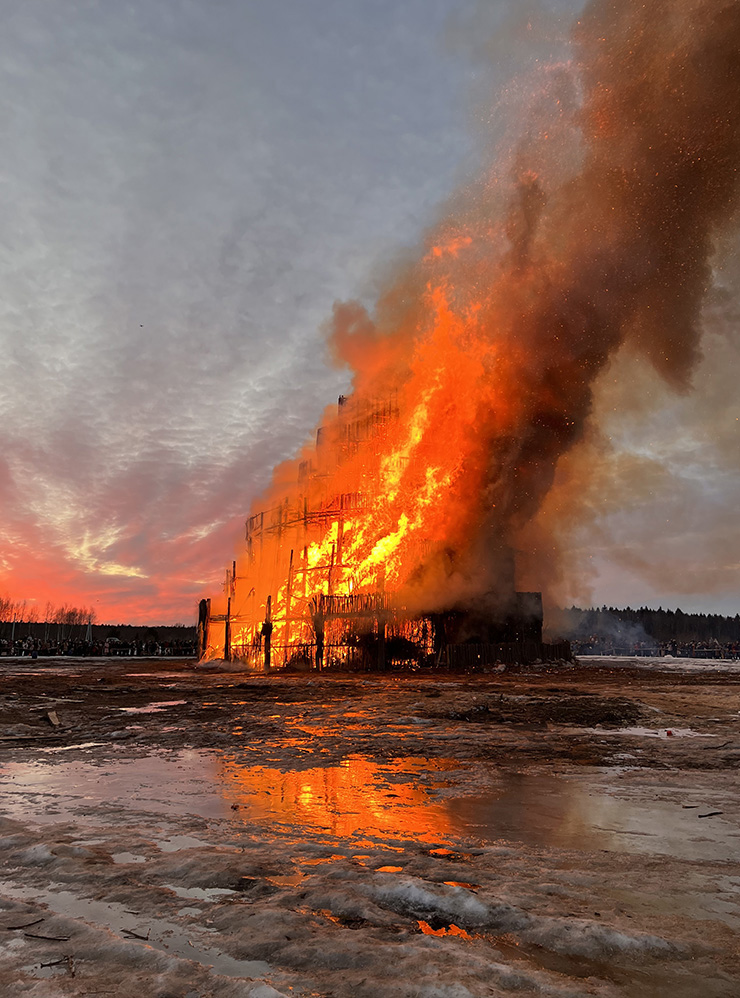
[1,656,739,997]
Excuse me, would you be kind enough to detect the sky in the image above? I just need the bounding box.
[1,0,738,623]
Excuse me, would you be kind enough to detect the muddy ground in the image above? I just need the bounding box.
[1,656,739,997]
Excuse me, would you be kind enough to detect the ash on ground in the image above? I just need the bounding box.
[1,656,739,997]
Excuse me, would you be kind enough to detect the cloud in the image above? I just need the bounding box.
[0,0,476,622]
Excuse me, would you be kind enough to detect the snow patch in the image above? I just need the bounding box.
[526,917,678,960]
[11,844,55,866]
[367,877,524,933]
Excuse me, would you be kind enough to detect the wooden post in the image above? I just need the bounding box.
[377,612,386,671]
[376,564,386,670]
[263,595,273,671]
[197,598,211,660]
[315,614,324,672]
[284,549,294,665]
[224,597,232,662]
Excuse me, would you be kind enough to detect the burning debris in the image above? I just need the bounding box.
[202,0,740,668]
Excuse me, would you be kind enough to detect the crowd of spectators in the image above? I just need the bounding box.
[0,636,197,658]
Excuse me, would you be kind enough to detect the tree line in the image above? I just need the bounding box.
[0,596,97,641]
[550,605,740,645]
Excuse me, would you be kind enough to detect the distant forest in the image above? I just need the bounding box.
[549,606,740,645]
[0,595,195,644]
[6,622,198,643]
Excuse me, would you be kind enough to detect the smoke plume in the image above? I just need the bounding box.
[229,0,740,637]
[325,0,740,606]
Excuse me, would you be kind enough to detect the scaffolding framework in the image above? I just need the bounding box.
[202,391,556,669]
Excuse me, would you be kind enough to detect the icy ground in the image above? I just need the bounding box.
[1,657,739,997]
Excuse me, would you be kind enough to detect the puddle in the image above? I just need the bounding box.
[300,855,347,866]
[453,771,740,861]
[165,884,237,901]
[2,670,83,678]
[125,673,198,679]
[580,655,740,674]
[120,701,187,714]
[584,727,711,739]
[22,956,75,980]
[266,872,306,887]
[112,852,147,864]
[1,751,738,861]
[0,883,270,979]
[40,742,106,753]
[156,834,212,852]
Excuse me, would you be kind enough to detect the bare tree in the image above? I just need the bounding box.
[55,604,69,642]
[43,601,54,643]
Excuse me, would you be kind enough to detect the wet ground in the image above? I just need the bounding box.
[1,656,739,997]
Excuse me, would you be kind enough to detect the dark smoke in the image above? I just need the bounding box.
[329,0,740,609]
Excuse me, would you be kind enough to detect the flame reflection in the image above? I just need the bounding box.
[216,754,457,840]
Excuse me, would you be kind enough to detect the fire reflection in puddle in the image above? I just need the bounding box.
[216,754,457,840]
[266,872,306,887]
[418,920,473,939]
[0,750,738,861]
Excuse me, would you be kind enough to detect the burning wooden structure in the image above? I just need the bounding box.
[199,394,566,670]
